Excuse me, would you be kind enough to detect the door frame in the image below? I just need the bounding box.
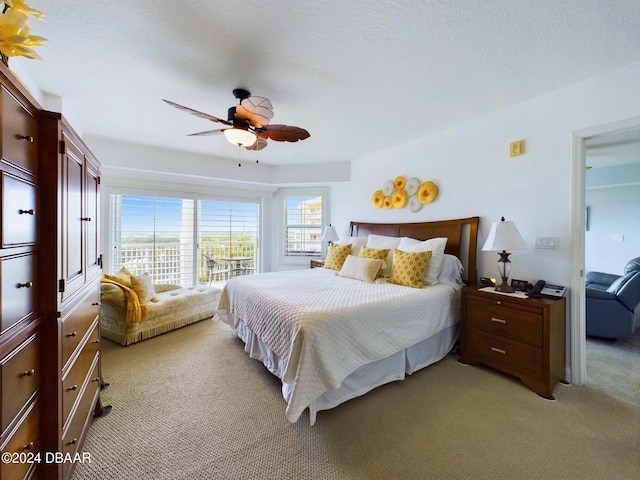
[570,115,640,385]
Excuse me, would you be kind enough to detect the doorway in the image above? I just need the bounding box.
[571,116,640,401]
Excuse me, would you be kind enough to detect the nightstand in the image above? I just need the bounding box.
[460,286,566,399]
[310,259,325,268]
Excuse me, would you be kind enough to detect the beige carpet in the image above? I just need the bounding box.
[587,328,640,407]
[73,320,640,480]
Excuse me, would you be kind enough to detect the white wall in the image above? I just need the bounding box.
[585,163,640,274]
[331,62,640,295]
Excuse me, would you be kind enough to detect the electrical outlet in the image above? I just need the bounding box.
[510,140,525,157]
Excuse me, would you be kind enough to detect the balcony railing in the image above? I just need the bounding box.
[115,241,258,286]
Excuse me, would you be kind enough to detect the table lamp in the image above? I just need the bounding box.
[321,225,339,245]
[482,217,527,293]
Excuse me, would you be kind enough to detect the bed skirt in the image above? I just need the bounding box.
[217,312,459,425]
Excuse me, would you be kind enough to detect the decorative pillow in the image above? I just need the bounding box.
[365,234,401,277]
[337,255,385,283]
[397,237,448,285]
[358,245,390,277]
[437,254,465,286]
[103,266,134,287]
[324,242,352,270]
[387,249,433,289]
[131,273,158,303]
[338,235,368,256]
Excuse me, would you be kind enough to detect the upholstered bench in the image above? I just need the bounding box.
[100,273,222,345]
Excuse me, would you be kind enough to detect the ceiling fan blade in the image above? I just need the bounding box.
[245,138,268,150]
[187,128,227,137]
[162,99,232,125]
[235,96,274,128]
[260,124,310,142]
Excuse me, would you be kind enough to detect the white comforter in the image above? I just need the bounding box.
[216,268,460,422]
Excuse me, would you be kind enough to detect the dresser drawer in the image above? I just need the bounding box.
[466,297,543,346]
[61,357,99,478]
[1,253,36,334]
[465,326,543,380]
[61,289,99,369]
[62,324,100,425]
[0,399,38,480]
[1,86,38,176]
[1,333,39,435]
[2,173,36,247]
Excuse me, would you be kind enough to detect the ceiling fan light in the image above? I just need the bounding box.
[224,128,257,147]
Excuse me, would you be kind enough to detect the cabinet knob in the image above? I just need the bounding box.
[91,302,99,306]
[92,339,100,344]
[66,438,78,446]
[21,441,34,452]
[67,384,78,391]
[18,209,35,215]
[17,134,34,143]
[67,331,77,337]
[22,369,35,377]
[17,281,33,288]
[92,377,100,382]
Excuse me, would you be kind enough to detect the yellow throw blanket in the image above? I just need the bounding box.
[100,278,148,323]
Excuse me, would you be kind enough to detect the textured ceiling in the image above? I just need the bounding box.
[14,0,640,166]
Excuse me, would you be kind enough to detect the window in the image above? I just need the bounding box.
[280,188,327,263]
[109,193,260,285]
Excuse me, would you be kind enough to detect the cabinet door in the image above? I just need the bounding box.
[85,156,100,281]
[1,86,38,176]
[60,134,84,303]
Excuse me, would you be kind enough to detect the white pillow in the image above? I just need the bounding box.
[338,235,368,256]
[365,234,402,277]
[337,255,384,283]
[397,236,448,285]
[437,254,465,287]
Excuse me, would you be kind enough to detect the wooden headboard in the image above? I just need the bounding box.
[350,216,480,285]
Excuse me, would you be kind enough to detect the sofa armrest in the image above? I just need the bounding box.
[585,271,620,288]
[586,286,617,301]
[100,283,126,307]
[608,272,640,311]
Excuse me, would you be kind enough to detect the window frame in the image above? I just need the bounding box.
[277,187,329,266]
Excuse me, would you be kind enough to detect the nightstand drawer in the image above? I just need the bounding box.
[466,297,543,346]
[465,327,543,380]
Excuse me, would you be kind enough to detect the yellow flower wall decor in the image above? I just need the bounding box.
[371,176,439,212]
[0,1,47,62]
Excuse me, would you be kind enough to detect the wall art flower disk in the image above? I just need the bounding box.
[0,1,47,63]
[371,176,439,212]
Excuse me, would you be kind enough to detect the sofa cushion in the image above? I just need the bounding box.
[131,273,158,303]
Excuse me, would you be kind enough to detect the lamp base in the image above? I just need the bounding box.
[495,277,515,293]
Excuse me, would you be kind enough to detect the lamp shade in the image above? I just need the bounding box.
[321,225,339,243]
[482,217,527,251]
[223,128,257,147]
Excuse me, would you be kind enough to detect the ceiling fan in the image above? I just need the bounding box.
[162,88,310,152]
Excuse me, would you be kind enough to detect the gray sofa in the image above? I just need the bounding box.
[101,282,222,346]
[585,257,640,340]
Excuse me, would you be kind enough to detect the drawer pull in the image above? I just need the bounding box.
[91,302,99,306]
[22,441,34,452]
[17,134,35,143]
[22,369,35,377]
[92,339,100,344]
[93,377,100,382]
[491,347,507,355]
[66,438,78,446]
[491,317,507,324]
[67,384,78,391]
[67,331,77,337]
[17,281,33,288]
[18,208,35,215]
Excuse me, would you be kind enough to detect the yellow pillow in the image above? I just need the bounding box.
[387,249,433,289]
[103,266,134,287]
[324,242,352,270]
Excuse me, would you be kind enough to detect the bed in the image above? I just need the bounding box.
[215,217,479,424]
